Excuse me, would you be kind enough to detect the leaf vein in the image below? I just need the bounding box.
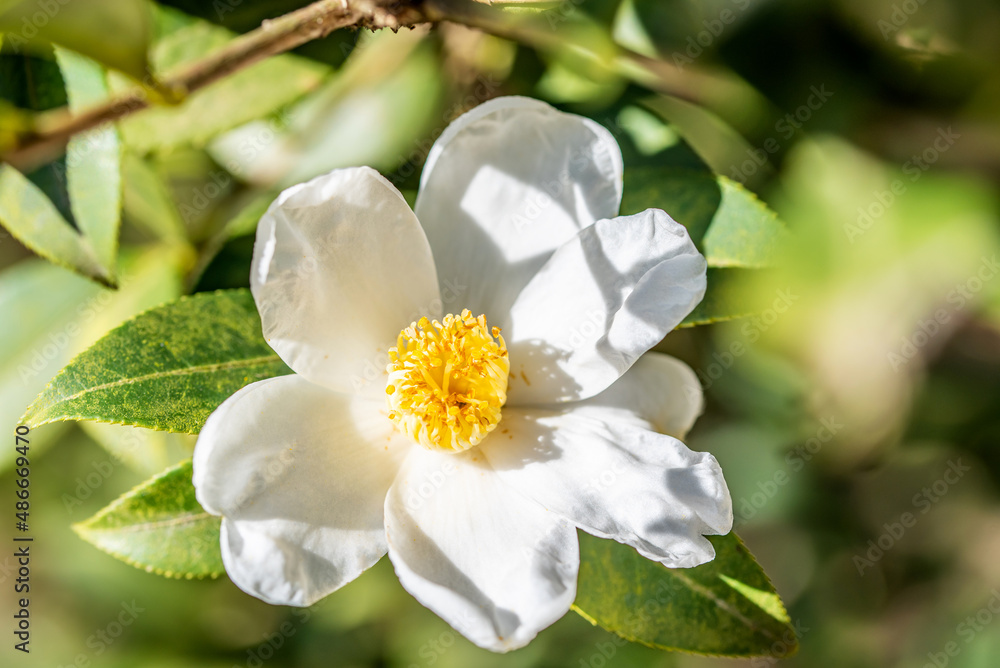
[91,511,214,533]
[670,571,780,642]
[55,354,280,404]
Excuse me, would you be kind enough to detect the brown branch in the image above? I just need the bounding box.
[3,0,431,170]
[422,0,768,130]
[3,0,755,171]
[422,0,706,100]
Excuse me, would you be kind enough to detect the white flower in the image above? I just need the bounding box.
[193,96,732,652]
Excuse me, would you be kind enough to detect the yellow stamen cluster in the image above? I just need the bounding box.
[386,310,509,452]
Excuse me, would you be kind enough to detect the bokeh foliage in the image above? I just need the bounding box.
[2,0,1000,666]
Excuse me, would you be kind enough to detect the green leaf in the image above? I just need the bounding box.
[121,153,187,242]
[73,459,223,579]
[574,532,796,657]
[624,166,786,327]
[0,47,122,284]
[23,289,291,433]
[0,163,116,285]
[115,8,327,153]
[0,47,76,234]
[208,29,443,188]
[0,0,151,80]
[701,178,785,269]
[679,268,757,328]
[623,167,786,269]
[154,0,358,68]
[718,574,791,624]
[0,259,99,470]
[0,44,68,111]
[0,47,120,282]
[185,190,274,291]
[219,190,275,239]
[0,246,184,473]
[615,0,744,60]
[55,47,122,280]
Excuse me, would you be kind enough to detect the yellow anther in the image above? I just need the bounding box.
[385,313,509,452]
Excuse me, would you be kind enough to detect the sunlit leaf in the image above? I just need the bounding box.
[0,47,123,282]
[55,47,122,280]
[0,163,115,285]
[623,167,785,269]
[208,30,443,188]
[74,459,223,578]
[574,532,796,657]
[23,289,291,433]
[0,0,151,79]
[154,0,359,68]
[0,246,185,472]
[116,8,327,153]
[623,165,784,326]
[0,47,123,284]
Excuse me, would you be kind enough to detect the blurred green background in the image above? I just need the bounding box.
[3,0,1000,666]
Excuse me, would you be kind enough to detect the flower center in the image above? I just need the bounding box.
[386,310,509,453]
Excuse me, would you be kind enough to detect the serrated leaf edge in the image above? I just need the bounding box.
[19,288,275,430]
[72,458,224,580]
[625,166,787,270]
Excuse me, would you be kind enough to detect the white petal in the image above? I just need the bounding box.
[252,166,441,396]
[582,353,704,439]
[504,208,706,404]
[193,375,407,606]
[384,448,578,652]
[481,405,732,569]
[415,96,623,321]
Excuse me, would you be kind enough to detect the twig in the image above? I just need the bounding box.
[422,0,702,101]
[423,0,766,126]
[3,0,429,170]
[3,0,758,170]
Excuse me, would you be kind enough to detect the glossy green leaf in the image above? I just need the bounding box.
[55,47,122,280]
[74,459,223,579]
[623,167,786,269]
[0,0,151,79]
[23,288,291,433]
[116,8,327,153]
[574,532,796,657]
[0,163,115,285]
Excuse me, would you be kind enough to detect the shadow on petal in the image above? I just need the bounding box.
[389,513,523,642]
[506,338,584,404]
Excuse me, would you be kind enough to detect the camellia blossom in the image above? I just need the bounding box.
[193,96,733,652]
